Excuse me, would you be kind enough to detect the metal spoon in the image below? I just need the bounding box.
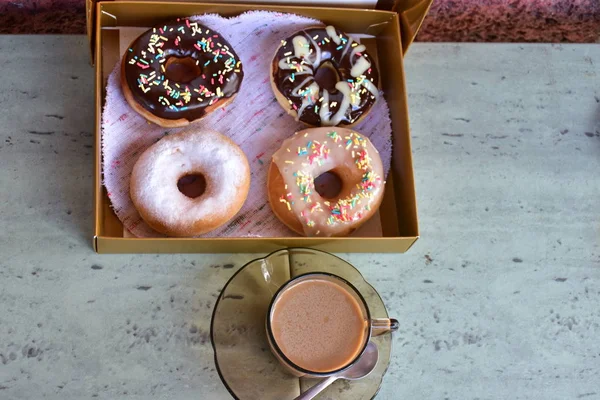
[295,341,379,400]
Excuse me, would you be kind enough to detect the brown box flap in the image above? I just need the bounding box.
[86,0,432,64]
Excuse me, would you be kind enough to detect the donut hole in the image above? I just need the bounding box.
[314,61,340,92]
[177,174,207,199]
[165,56,202,83]
[314,171,343,199]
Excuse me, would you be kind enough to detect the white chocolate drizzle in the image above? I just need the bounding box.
[321,82,352,126]
[350,44,366,60]
[292,36,311,59]
[278,58,312,77]
[279,26,379,125]
[351,57,371,78]
[297,81,320,117]
[326,25,341,45]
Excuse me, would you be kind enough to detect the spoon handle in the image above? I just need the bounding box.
[295,376,338,400]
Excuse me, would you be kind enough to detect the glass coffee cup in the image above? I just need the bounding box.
[266,272,399,378]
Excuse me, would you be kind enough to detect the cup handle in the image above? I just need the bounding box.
[371,318,399,337]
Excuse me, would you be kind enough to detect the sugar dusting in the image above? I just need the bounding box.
[131,130,249,230]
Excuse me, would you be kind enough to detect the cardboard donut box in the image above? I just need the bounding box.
[86,0,431,253]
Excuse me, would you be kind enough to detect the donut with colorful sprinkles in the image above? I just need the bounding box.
[121,18,244,127]
[271,25,379,127]
[267,127,385,237]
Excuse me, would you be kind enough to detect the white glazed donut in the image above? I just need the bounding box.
[267,127,384,237]
[130,129,250,236]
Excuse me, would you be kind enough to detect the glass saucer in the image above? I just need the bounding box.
[210,248,392,400]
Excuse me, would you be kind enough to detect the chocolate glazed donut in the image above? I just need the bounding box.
[122,18,244,127]
[271,25,379,127]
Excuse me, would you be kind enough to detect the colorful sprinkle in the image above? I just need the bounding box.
[280,195,292,211]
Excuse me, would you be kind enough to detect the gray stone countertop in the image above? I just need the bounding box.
[0,37,599,399]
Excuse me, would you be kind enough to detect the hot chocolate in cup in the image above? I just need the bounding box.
[266,272,398,378]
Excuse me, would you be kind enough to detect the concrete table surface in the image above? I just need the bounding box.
[0,36,598,399]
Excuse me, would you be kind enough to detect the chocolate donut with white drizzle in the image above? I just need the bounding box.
[271,25,379,127]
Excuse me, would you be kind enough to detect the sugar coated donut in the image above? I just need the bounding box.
[267,127,384,237]
[122,18,244,128]
[271,25,379,127]
[130,130,250,237]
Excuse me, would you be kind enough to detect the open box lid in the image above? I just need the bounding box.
[85,0,432,64]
